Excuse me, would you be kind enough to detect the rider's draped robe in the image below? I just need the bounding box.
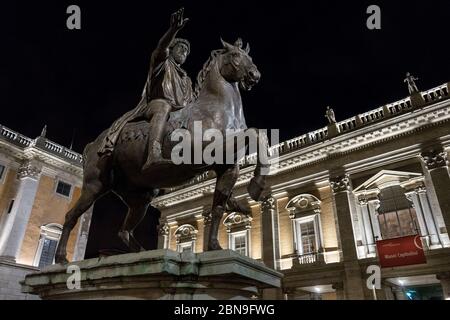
[98,55,193,156]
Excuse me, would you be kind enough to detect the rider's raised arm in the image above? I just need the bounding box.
[151,8,189,66]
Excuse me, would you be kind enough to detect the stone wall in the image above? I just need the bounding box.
[18,175,81,265]
[0,259,39,300]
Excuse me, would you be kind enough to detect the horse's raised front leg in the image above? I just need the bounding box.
[208,165,239,251]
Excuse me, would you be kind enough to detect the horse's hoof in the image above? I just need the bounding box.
[55,255,69,265]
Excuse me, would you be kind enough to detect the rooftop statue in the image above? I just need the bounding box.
[55,9,270,263]
[325,106,336,124]
[404,72,419,94]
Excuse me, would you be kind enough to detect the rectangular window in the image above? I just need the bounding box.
[299,221,316,254]
[232,233,248,256]
[0,164,5,180]
[38,238,58,268]
[179,242,194,253]
[182,245,192,253]
[56,181,72,197]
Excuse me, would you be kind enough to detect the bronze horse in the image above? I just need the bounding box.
[55,39,270,264]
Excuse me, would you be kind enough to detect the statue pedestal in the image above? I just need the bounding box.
[410,92,425,108]
[327,123,341,138]
[21,249,283,300]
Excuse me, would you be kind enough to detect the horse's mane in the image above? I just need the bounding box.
[194,49,224,99]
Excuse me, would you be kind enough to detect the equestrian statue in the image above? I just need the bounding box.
[55,8,270,264]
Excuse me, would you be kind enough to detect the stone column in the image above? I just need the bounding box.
[0,162,41,261]
[314,212,325,262]
[367,197,382,241]
[283,287,296,300]
[416,186,441,246]
[404,189,430,245]
[383,283,396,300]
[157,221,170,250]
[330,174,358,261]
[437,272,450,300]
[202,211,212,252]
[72,205,93,261]
[357,197,376,255]
[332,282,345,300]
[420,149,450,237]
[392,286,407,300]
[261,196,280,270]
[330,174,365,300]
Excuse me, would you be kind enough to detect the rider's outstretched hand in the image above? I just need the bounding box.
[170,8,189,32]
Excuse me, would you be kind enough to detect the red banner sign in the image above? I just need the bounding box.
[376,235,426,268]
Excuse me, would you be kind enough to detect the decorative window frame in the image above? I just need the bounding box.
[33,223,63,267]
[229,230,250,256]
[223,212,252,257]
[292,215,322,256]
[286,194,324,263]
[174,224,198,253]
[54,178,74,200]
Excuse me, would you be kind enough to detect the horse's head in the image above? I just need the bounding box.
[219,38,261,91]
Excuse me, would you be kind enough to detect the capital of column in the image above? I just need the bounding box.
[17,161,41,180]
[330,174,351,193]
[404,191,416,205]
[369,199,381,212]
[202,210,212,225]
[358,197,368,206]
[420,149,448,170]
[355,189,379,205]
[414,185,427,195]
[158,222,170,236]
[261,196,276,211]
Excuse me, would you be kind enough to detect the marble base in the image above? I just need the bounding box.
[21,249,283,300]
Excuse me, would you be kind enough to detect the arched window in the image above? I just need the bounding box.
[223,212,252,256]
[286,194,324,264]
[378,186,419,239]
[33,223,62,268]
[174,224,197,253]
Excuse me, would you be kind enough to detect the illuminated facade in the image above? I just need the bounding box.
[0,127,87,299]
[1,80,450,300]
[154,82,450,300]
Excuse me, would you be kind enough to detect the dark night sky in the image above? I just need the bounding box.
[2,1,450,153]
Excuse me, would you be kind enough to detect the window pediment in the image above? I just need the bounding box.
[286,194,321,219]
[353,170,421,192]
[174,224,197,243]
[223,212,252,233]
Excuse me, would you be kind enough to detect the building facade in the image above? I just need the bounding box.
[0,126,88,299]
[153,81,450,300]
[1,80,450,300]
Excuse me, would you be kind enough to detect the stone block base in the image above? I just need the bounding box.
[21,249,283,300]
